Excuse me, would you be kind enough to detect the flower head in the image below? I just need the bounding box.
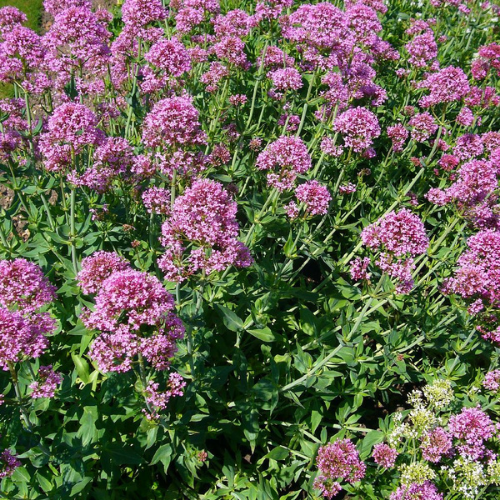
[0,259,56,311]
[373,443,398,468]
[82,270,175,334]
[145,37,191,77]
[295,180,331,216]
[361,209,428,257]
[418,66,470,108]
[29,366,62,399]
[77,251,131,295]
[333,107,381,153]
[256,136,312,191]
[142,96,206,148]
[159,179,252,281]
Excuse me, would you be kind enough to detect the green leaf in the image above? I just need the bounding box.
[72,354,90,384]
[21,186,37,195]
[150,444,173,474]
[247,327,276,342]
[283,231,296,258]
[145,426,158,451]
[359,430,384,460]
[70,477,92,496]
[265,446,289,461]
[11,467,30,483]
[102,444,143,465]
[215,304,245,332]
[68,321,90,336]
[151,444,173,469]
[78,406,97,446]
[243,409,259,454]
[36,471,53,492]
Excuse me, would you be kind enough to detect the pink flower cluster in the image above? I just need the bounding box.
[471,43,500,80]
[293,180,331,217]
[441,230,500,342]
[282,3,351,52]
[83,269,175,334]
[43,5,111,82]
[405,29,437,68]
[417,66,470,108]
[443,230,500,311]
[377,253,417,294]
[0,308,54,370]
[142,37,191,92]
[387,124,409,152]
[77,251,131,295]
[159,179,252,282]
[70,137,135,192]
[142,187,171,215]
[320,137,343,158]
[457,107,475,127]
[78,255,184,373]
[40,103,104,173]
[29,365,62,399]
[333,107,381,153]
[0,449,20,479]
[361,209,429,257]
[172,0,219,35]
[427,159,496,209]
[483,370,500,391]
[43,0,91,17]
[200,62,229,92]
[213,9,252,38]
[0,258,56,311]
[390,481,443,500]
[426,130,500,230]
[372,443,398,468]
[256,136,312,191]
[339,183,357,195]
[421,427,452,462]
[145,37,191,77]
[453,133,485,161]
[274,0,395,135]
[358,209,428,293]
[142,96,207,149]
[267,68,303,92]
[409,113,438,143]
[448,406,495,460]
[350,256,371,281]
[121,0,166,29]
[0,259,56,370]
[0,7,27,34]
[143,372,186,420]
[314,439,366,498]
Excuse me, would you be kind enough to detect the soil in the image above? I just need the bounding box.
[0,186,14,210]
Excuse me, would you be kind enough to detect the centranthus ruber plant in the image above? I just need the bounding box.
[0,0,499,497]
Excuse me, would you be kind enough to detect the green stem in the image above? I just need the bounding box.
[8,160,30,216]
[295,70,317,138]
[40,193,55,231]
[171,169,177,210]
[0,224,10,251]
[280,343,345,393]
[8,362,33,432]
[243,188,279,246]
[70,188,78,274]
[138,353,153,413]
[244,43,268,133]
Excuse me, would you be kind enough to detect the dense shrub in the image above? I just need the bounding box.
[0,0,499,498]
